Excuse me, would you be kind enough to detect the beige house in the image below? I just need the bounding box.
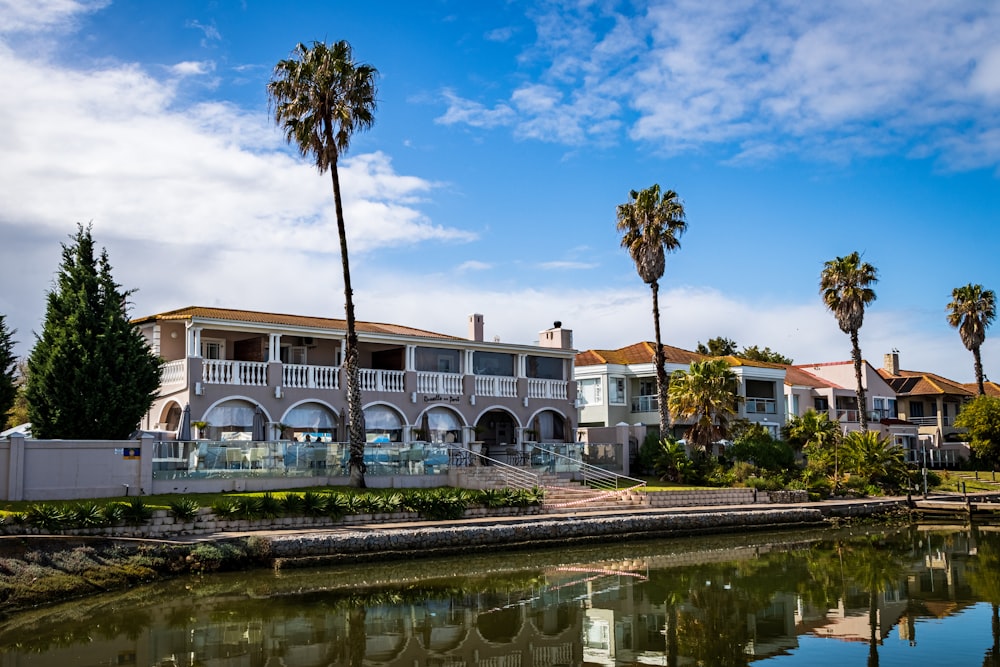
[136,307,577,477]
[878,351,972,465]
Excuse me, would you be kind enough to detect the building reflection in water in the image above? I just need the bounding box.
[3,525,1000,667]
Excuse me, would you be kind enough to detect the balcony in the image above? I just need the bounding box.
[527,378,569,400]
[416,371,463,395]
[202,359,268,386]
[475,375,517,398]
[631,395,658,413]
[744,397,777,415]
[283,363,340,390]
[359,369,405,393]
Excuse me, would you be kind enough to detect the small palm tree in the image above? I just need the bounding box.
[268,41,378,488]
[820,252,878,431]
[947,283,996,396]
[786,409,842,489]
[667,359,738,454]
[841,430,908,493]
[617,184,687,436]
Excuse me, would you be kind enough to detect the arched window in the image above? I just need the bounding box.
[203,400,255,440]
[364,405,403,442]
[424,407,462,443]
[284,403,338,442]
[535,411,565,442]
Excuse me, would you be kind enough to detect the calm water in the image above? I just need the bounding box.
[2,522,999,666]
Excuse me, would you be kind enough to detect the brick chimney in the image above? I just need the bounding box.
[884,350,899,376]
[468,313,484,342]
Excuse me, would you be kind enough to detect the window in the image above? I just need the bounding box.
[415,347,461,373]
[201,338,225,360]
[280,345,307,365]
[472,351,514,376]
[814,397,830,412]
[639,379,656,397]
[578,378,602,405]
[910,401,924,418]
[609,377,626,405]
[526,355,563,380]
[745,379,775,399]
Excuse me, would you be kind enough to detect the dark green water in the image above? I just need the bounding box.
[1,522,999,666]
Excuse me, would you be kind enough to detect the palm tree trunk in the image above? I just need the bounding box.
[330,161,366,488]
[975,345,986,396]
[851,329,868,432]
[651,280,669,437]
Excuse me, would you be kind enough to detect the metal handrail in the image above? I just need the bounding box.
[530,444,646,491]
[450,445,541,490]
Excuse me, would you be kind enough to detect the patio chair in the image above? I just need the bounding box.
[225,447,244,469]
[248,447,268,469]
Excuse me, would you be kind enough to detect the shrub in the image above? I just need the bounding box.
[27,504,68,531]
[71,501,107,528]
[234,496,261,520]
[256,493,282,520]
[324,493,349,520]
[211,498,238,519]
[168,498,200,523]
[280,493,304,516]
[101,502,126,525]
[122,498,154,526]
[300,491,327,517]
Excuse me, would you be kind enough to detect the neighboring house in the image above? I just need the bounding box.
[783,361,920,459]
[574,341,787,439]
[878,351,972,465]
[136,307,577,454]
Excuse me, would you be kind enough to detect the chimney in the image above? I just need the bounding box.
[539,320,574,349]
[468,313,484,342]
[884,350,899,376]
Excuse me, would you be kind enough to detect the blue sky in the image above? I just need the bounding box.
[1,0,999,382]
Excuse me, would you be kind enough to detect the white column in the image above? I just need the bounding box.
[517,354,526,377]
[188,326,202,357]
[405,345,416,371]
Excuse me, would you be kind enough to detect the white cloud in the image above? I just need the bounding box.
[169,60,215,77]
[441,0,1000,169]
[0,0,106,34]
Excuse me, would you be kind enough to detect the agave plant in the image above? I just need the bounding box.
[280,493,304,516]
[121,497,154,526]
[168,498,200,523]
[71,501,107,528]
[300,491,327,518]
[324,493,350,520]
[234,496,262,520]
[27,504,69,531]
[257,493,282,520]
[211,498,239,519]
[101,502,126,525]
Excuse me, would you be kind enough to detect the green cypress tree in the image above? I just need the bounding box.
[26,224,161,439]
[0,315,16,426]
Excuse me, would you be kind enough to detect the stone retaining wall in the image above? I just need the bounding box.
[640,488,808,507]
[267,508,830,563]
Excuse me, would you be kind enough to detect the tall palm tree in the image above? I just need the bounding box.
[617,184,687,437]
[667,359,738,454]
[268,41,378,487]
[947,283,996,396]
[820,252,878,432]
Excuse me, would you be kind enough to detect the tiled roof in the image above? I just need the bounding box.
[970,381,1000,397]
[877,367,973,397]
[576,341,708,367]
[133,306,461,340]
[784,365,841,389]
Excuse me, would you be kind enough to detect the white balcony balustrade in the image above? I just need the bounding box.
[416,371,463,395]
[527,378,568,400]
[359,368,406,393]
[283,364,340,390]
[475,375,518,397]
[202,359,268,386]
[160,359,186,386]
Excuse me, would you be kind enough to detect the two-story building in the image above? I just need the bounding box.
[574,341,787,440]
[137,307,577,458]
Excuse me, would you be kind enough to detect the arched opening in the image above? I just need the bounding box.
[282,403,338,442]
[476,605,522,644]
[364,404,404,443]
[202,399,256,441]
[420,407,462,443]
[159,402,182,432]
[474,409,518,458]
[531,410,567,443]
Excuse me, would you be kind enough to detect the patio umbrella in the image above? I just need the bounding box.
[252,406,266,441]
[178,404,192,441]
